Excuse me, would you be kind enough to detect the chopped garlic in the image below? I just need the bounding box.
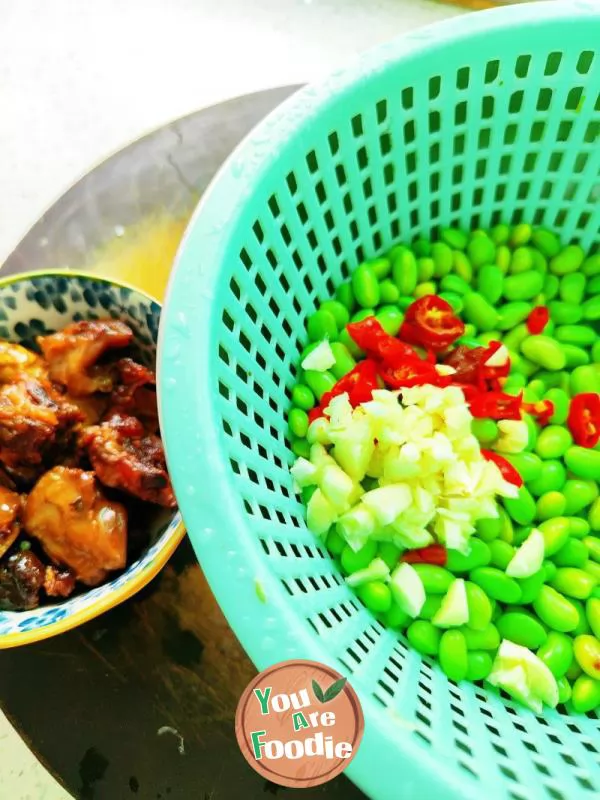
[301,340,336,371]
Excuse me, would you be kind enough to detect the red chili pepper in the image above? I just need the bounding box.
[526,306,550,335]
[321,359,380,410]
[308,406,324,424]
[378,359,443,390]
[568,393,600,448]
[444,345,488,387]
[469,390,523,421]
[401,544,447,566]
[523,399,554,427]
[481,449,524,487]
[347,317,418,366]
[400,296,465,352]
[481,341,511,381]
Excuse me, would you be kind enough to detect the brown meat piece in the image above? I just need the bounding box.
[37,319,133,396]
[110,358,158,432]
[80,412,176,508]
[0,549,45,610]
[0,486,22,558]
[0,340,47,383]
[44,565,76,598]
[24,466,127,586]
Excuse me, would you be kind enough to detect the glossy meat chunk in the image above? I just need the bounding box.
[110,358,158,432]
[80,413,176,508]
[24,466,127,585]
[44,565,76,598]
[37,319,133,396]
[0,550,45,610]
[0,486,22,558]
[0,340,47,383]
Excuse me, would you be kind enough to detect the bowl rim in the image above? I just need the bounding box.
[0,269,185,647]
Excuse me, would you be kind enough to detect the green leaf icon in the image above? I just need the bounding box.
[312,679,325,703]
[323,677,347,703]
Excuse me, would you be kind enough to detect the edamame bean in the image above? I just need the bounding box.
[439,292,463,313]
[338,328,363,358]
[378,542,402,570]
[557,676,572,704]
[544,560,558,581]
[413,564,455,594]
[587,275,600,295]
[565,448,600,481]
[571,365,600,396]
[520,335,566,370]
[573,634,600,679]
[407,620,441,656]
[417,257,435,282]
[392,247,418,295]
[571,675,600,712]
[536,491,567,521]
[497,612,547,649]
[589,497,600,532]
[326,528,346,556]
[585,597,600,639]
[560,273,587,305]
[352,264,381,308]
[562,480,598,515]
[510,223,532,247]
[465,581,493,631]
[431,242,454,278]
[537,631,574,677]
[350,308,375,323]
[379,279,400,304]
[551,568,597,600]
[471,418,499,445]
[497,301,532,330]
[555,325,597,347]
[548,301,583,324]
[544,273,560,300]
[291,384,315,411]
[478,264,504,304]
[452,250,473,283]
[292,438,310,458]
[419,595,443,620]
[384,604,411,630]
[358,581,392,613]
[544,388,570,424]
[550,244,585,276]
[440,274,470,295]
[413,238,431,257]
[539,517,571,555]
[467,235,495,268]
[504,486,537,526]
[375,307,403,336]
[489,540,515,570]
[461,623,501,650]
[535,425,573,459]
[475,516,503,543]
[319,300,350,329]
[533,585,579,632]
[503,323,529,352]
[563,345,590,368]
[446,539,491,572]
[518,569,546,603]
[496,245,511,273]
[329,342,357,379]
[466,651,493,681]
[523,413,539,450]
[335,282,356,311]
[304,369,337,400]
[463,292,500,332]
[569,518,591,538]
[491,223,510,245]
[503,271,544,301]
[505,452,543,482]
[367,257,392,280]
[470,567,522,603]
[307,309,337,341]
[583,253,600,276]
[414,281,437,298]
[532,228,561,258]
[554,538,589,568]
[341,541,378,574]
[439,630,468,682]
[441,227,468,250]
[574,598,593,636]
[509,246,534,274]
[289,408,309,438]
[584,536,600,566]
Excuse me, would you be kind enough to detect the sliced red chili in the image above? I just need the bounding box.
[481,449,524,487]
[378,359,443,390]
[401,543,448,566]
[469,390,523,421]
[400,296,465,352]
[308,406,325,424]
[568,393,600,448]
[523,399,554,427]
[444,345,488,386]
[526,306,550,335]
[347,317,418,365]
[481,341,511,381]
[321,359,380,410]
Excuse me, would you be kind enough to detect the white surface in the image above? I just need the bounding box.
[0,0,462,797]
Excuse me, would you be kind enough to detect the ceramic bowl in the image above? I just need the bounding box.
[0,271,184,647]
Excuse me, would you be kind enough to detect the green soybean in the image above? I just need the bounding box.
[532,228,561,257]
[470,567,522,603]
[335,282,356,311]
[584,536,600,565]
[573,634,600,680]
[583,253,600,276]
[414,281,437,298]
[504,486,537,526]
[535,425,573,459]
[520,335,566,371]
[384,604,411,630]
[441,227,468,250]
[407,620,441,656]
[417,257,435,283]
[478,264,504,304]
[412,565,455,594]
[509,246,534,274]
[518,569,546,603]
[550,244,585,276]
[291,384,316,411]
[589,498,600,532]
[466,651,493,681]
[544,273,561,300]
[465,581,493,631]
[439,630,468,682]
[352,264,381,308]
[413,238,431,257]
[350,307,375,323]
[571,365,600,396]
[452,250,473,283]
[463,292,500,332]
[338,328,363,359]
[586,597,600,639]
[489,540,515,570]
[548,301,583,324]
[539,517,571,556]
[329,342,357,379]
[533,585,579,632]
[491,223,510,245]
[446,539,491,572]
[375,306,403,336]
[467,235,495,268]
[555,325,597,347]
[304,369,337,400]
[497,612,547,649]
[554,538,589,568]
[461,623,501,651]
[431,242,454,278]
[367,257,392,280]
[565,448,600,482]
[536,491,567,521]
[562,344,590,368]
[562,480,598,515]
[510,223,532,247]
[560,273,587,305]
[358,581,392,613]
[440,274,470,296]
[319,300,350,329]
[496,245,511,273]
[503,323,529,352]
[503,271,544,302]
[537,631,574,677]
[419,595,443,620]
[439,291,463,313]
[471,418,499,445]
[569,518,591,539]
[291,438,310,458]
[392,248,418,295]
[505,452,543,483]
[571,675,600,712]
[557,676,572,704]
[379,279,400,304]
[288,408,309,438]
[551,567,597,600]
[498,301,533,330]
[307,309,337,341]
[544,388,570,424]
[341,541,378,574]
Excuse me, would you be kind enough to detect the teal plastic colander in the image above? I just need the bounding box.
[159,3,600,798]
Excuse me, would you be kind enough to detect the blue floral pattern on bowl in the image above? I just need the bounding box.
[0,272,182,644]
